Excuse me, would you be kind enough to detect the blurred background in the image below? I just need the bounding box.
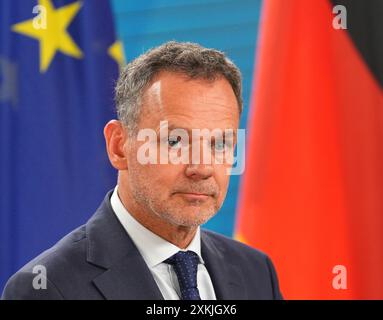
[1,0,382,299]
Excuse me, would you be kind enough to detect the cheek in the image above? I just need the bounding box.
[153,164,179,182]
[135,162,184,192]
[214,165,231,198]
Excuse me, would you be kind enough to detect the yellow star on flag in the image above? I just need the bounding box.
[12,0,83,72]
[108,40,125,69]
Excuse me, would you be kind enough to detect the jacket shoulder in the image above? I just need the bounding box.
[202,229,269,260]
[1,225,97,300]
[201,229,283,299]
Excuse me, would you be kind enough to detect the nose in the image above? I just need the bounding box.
[184,137,215,180]
[184,163,214,180]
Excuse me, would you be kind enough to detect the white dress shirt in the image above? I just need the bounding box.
[110,186,216,300]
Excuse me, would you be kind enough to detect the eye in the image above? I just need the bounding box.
[214,140,226,152]
[168,136,182,148]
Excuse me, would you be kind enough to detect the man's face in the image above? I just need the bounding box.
[124,71,239,227]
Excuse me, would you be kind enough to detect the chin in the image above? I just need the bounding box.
[164,207,217,227]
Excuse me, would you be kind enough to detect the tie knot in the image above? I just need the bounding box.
[165,250,200,266]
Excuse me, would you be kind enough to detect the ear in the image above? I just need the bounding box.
[104,120,129,170]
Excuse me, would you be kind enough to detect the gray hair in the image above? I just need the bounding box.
[115,41,243,135]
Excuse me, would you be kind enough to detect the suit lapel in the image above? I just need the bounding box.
[85,191,247,300]
[201,231,247,300]
[86,191,163,300]
[92,250,163,300]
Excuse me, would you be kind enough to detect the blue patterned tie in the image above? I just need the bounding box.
[165,250,201,300]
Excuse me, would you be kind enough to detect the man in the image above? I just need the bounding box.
[2,41,282,300]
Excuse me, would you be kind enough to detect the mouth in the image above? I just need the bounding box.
[174,192,212,201]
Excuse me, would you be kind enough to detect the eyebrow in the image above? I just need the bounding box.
[157,123,237,139]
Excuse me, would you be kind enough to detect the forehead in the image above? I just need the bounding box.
[140,71,239,130]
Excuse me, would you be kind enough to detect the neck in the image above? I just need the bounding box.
[117,184,198,249]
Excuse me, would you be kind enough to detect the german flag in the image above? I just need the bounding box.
[236,0,383,299]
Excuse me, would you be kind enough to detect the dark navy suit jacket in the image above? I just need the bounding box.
[1,191,283,300]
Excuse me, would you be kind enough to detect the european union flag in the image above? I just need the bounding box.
[0,0,122,289]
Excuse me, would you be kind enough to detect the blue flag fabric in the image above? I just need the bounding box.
[0,0,119,290]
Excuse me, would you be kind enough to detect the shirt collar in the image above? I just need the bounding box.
[110,186,203,268]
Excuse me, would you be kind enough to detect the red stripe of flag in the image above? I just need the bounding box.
[236,0,383,299]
